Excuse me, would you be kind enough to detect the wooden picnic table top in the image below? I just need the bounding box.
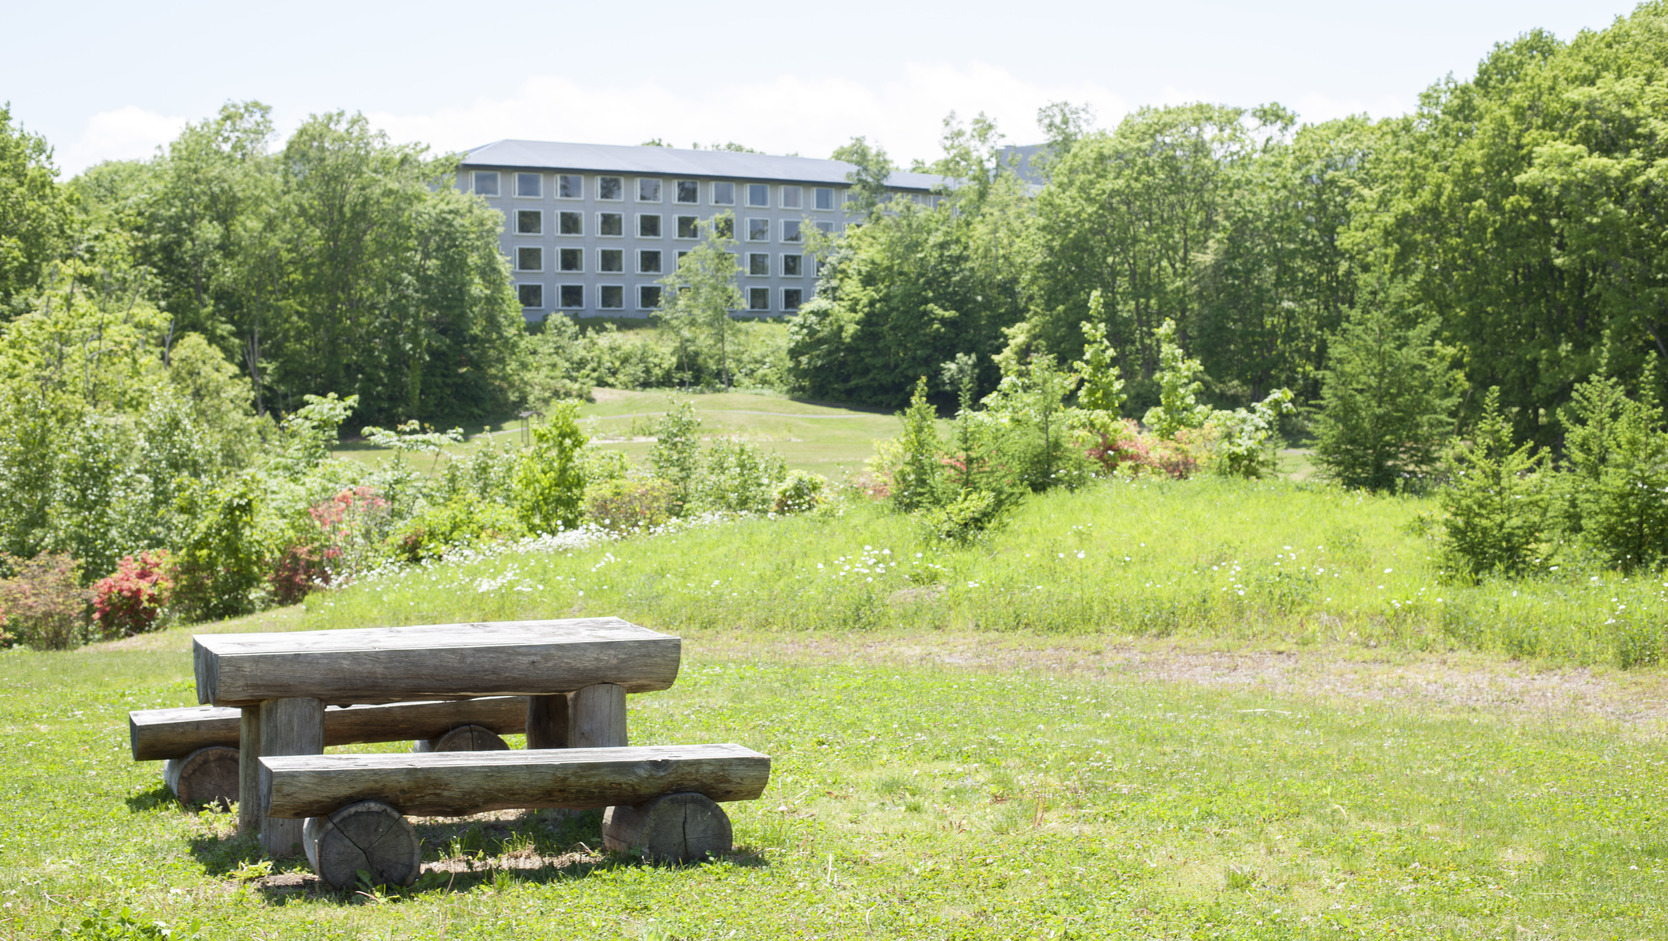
[193,617,681,708]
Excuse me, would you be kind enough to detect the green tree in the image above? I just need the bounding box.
[1142,320,1211,439]
[1312,300,1461,491]
[831,137,895,218]
[890,376,947,512]
[1439,388,1549,578]
[647,400,702,513]
[656,213,743,389]
[0,103,66,318]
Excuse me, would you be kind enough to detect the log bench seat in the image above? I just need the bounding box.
[258,743,771,888]
[130,698,528,805]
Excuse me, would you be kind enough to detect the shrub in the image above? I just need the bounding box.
[1087,419,1203,479]
[773,470,829,515]
[386,494,526,564]
[888,377,948,512]
[648,401,702,513]
[0,552,91,650]
[513,402,589,534]
[585,479,678,534]
[268,543,333,607]
[923,489,1002,544]
[1559,376,1668,571]
[168,476,268,623]
[92,550,172,639]
[696,437,788,513]
[305,485,392,580]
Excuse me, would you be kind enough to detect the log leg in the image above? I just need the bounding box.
[602,792,732,863]
[570,683,627,748]
[238,706,261,835]
[259,697,324,857]
[413,724,510,753]
[525,694,570,749]
[163,745,240,807]
[304,801,421,890]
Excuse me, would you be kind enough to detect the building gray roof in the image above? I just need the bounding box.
[460,139,948,192]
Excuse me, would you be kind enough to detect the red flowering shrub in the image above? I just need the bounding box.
[92,550,172,639]
[269,542,336,607]
[1087,419,1205,479]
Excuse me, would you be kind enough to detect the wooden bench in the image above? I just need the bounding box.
[129,698,529,805]
[259,744,772,888]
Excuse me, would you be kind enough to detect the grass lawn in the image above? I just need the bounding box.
[6,479,1668,939]
[334,389,944,481]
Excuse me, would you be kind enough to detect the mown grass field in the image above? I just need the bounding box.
[5,476,1668,939]
[334,389,936,480]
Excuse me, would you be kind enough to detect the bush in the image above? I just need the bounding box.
[773,470,829,515]
[1438,388,1549,579]
[585,479,678,534]
[91,551,171,639]
[386,494,526,564]
[1087,419,1203,479]
[887,377,947,512]
[1559,376,1668,571]
[696,437,788,513]
[268,543,333,607]
[0,552,91,649]
[924,489,1002,544]
[648,401,702,513]
[514,402,589,534]
[168,476,268,623]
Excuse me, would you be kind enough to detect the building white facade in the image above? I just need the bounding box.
[458,140,945,322]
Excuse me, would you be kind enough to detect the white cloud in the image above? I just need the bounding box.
[365,63,1131,166]
[58,106,187,175]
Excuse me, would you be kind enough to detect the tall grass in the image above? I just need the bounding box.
[302,477,1668,669]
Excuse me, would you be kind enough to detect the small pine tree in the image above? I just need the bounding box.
[1564,377,1668,571]
[891,376,946,512]
[1438,388,1548,578]
[1312,303,1460,491]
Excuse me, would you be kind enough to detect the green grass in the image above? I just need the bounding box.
[333,389,933,481]
[4,614,1668,939]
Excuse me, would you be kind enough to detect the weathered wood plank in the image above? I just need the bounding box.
[525,694,570,749]
[259,697,323,857]
[237,706,261,834]
[412,724,509,753]
[162,745,239,806]
[194,618,681,707]
[261,743,770,819]
[129,698,530,761]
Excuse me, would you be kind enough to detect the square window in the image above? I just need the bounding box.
[748,287,771,311]
[746,183,769,207]
[518,283,543,308]
[677,250,690,264]
[747,217,770,242]
[516,246,542,271]
[516,210,542,235]
[516,172,541,198]
[639,249,662,274]
[713,216,733,239]
[559,247,584,272]
[599,249,624,273]
[639,285,662,310]
[600,285,624,309]
[815,220,835,235]
[782,253,802,277]
[637,179,662,202]
[559,211,583,235]
[560,284,584,309]
[598,176,623,200]
[782,220,802,243]
[814,187,834,211]
[780,186,802,209]
[711,181,734,205]
[558,174,583,199]
[472,171,499,196]
[598,212,624,237]
[637,214,662,238]
[676,215,699,239]
[783,288,803,311]
[675,180,699,203]
[748,253,769,276]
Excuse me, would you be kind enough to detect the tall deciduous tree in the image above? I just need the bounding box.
[0,103,66,319]
[656,212,744,389]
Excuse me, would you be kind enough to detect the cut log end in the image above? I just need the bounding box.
[413,724,511,753]
[602,792,733,863]
[163,746,240,808]
[303,801,421,890]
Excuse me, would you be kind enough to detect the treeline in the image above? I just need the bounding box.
[791,2,1668,451]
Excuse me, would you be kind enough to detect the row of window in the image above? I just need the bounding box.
[513,210,834,242]
[476,171,844,211]
[518,283,805,312]
[515,246,812,277]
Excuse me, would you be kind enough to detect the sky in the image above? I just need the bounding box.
[1,0,1645,177]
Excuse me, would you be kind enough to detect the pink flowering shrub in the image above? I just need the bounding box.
[92,550,172,639]
[1087,419,1209,479]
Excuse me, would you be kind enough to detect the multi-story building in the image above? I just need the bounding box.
[457,140,945,322]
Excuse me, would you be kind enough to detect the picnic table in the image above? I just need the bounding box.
[192,617,682,855]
